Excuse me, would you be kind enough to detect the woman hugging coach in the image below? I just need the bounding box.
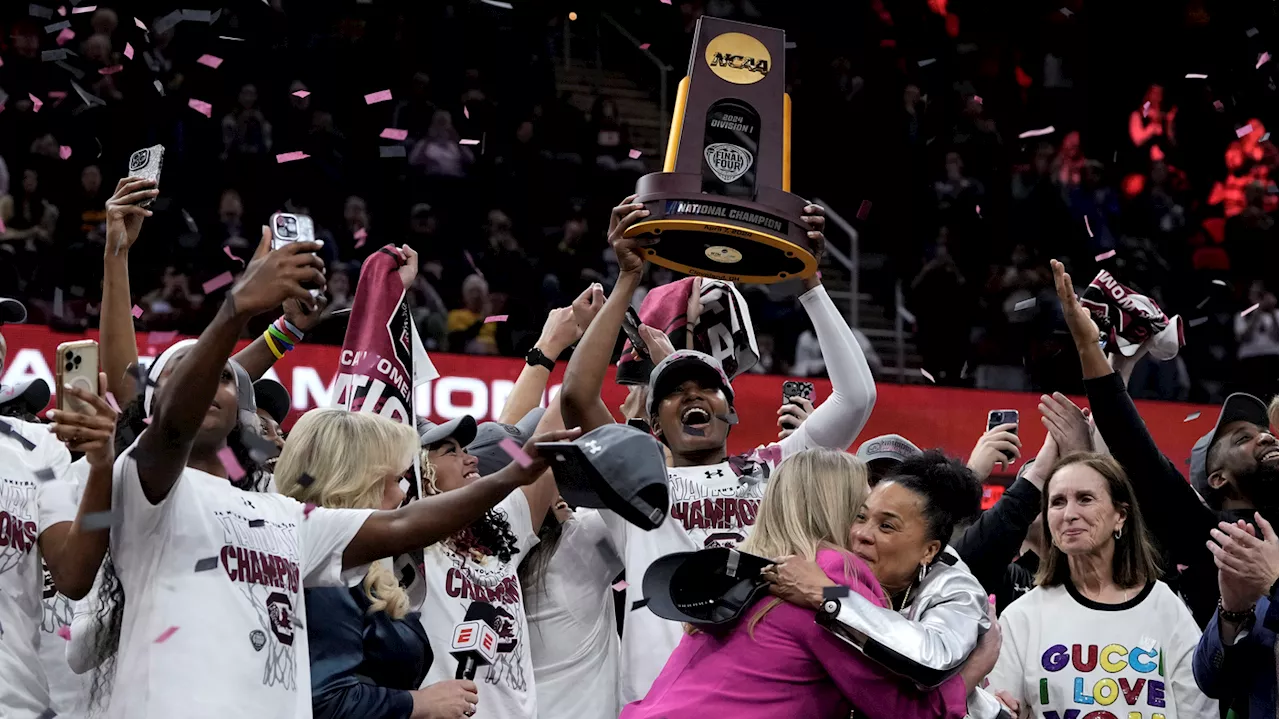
[985,453,1214,719]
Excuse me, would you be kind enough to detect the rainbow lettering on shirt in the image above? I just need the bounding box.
[1037,643,1167,719]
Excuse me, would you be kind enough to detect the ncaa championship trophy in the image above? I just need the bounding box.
[623,17,817,284]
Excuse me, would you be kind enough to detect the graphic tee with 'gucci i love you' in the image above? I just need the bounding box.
[986,580,1216,719]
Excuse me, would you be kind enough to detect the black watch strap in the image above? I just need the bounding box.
[525,347,555,371]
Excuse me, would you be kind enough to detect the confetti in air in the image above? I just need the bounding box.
[53,288,64,317]
[1013,298,1037,312]
[1185,73,1208,79]
[124,42,134,59]
[484,315,508,323]
[292,89,310,98]
[639,43,650,50]
[147,330,178,345]
[217,447,245,480]
[1094,249,1116,262]
[917,58,936,67]
[1142,101,1150,118]
[1183,412,1201,422]
[380,128,408,141]
[134,16,147,29]
[222,246,244,267]
[1187,317,1208,328]
[353,227,368,248]
[44,20,71,33]
[249,519,265,528]
[363,89,393,105]
[29,4,54,19]
[194,556,219,572]
[499,438,534,468]
[275,151,310,163]
[304,502,317,519]
[81,511,116,532]
[57,626,71,640]
[202,272,234,294]
[36,468,57,482]
[480,0,514,7]
[30,94,44,112]
[1211,279,1228,287]
[628,149,642,159]
[154,626,180,643]
[612,580,629,591]
[1241,303,1260,318]
[459,139,480,146]
[104,392,120,413]
[58,146,72,160]
[1236,124,1254,139]
[1246,27,1259,37]
[856,199,872,220]
[920,368,936,383]
[72,5,97,13]
[379,146,407,158]
[195,54,223,69]
[188,98,212,117]
[99,64,123,75]
[1018,126,1055,139]
[1258,53,1272,70]
[1195,297,1210,310]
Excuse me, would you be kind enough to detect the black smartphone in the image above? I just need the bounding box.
[987,409,1019,461]
[622,307,651,363]
[780,381,815,430]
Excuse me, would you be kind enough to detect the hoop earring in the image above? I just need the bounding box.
[918,563,927,583]
[1113,527,1123,540]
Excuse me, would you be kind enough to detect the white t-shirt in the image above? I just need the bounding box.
[0,417,77,719]
[37,458,92,719]
[988,580,1216,719]
[525,509,623,719]
[106,444,373,719]
[607,445,782,704]
[418,490,539,719]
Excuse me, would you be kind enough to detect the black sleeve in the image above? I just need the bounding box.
[954,477,1041,595]
[1082,372,1217,566]
[307,588,415,719]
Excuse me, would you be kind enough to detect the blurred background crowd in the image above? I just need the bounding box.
[0,0,1275,404]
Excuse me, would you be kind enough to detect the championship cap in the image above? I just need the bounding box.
[855,434,922,464]
[538,423,669,530]
[418,415,478,449]
[1189,393,1271,505]
[646,349,736,419]
[642,547,773,627]
[470,407,546,477]
[252,379,291,425]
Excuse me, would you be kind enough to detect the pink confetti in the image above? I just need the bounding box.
[612,579,629,591]
[56,27,75,45]
[363,89,392,105]
[56,626,71,640]
[1213,100,1224,111]
[1142,101,1150,118]
[484,315,508,323]
[222,246,244,266]
[661,0,672,4]
[292,89,311,98]
[143,416,152,425]
[134,16,147,30]
[187,98,212,118]
[973,95,983,105]
[71,5,97,13]
[217,446,245,480]
[29,93,43,113]
[1084,216,1094,237]
[459,139,480,146]
[856,199,872,220]
[48,91,67,102]
[1183,412,1202,423]
[1236,124,1254,139]
[124,42,134,60]
[975,204,982,216]
[57,5,66,15]
[639,42,651,50]
[1241,303,1260,318]
[353,227,368,248]
[920,368,936,383]
[303,502,316,519]
[131,304,143,318]
[99,64,123,75]
[628,148,642,159]
[202,271,234,294]
[1094,249,1116,262]
[153,626,180,643]
[463,105,470,119]
[380,127,408,141]
[104,391,120,413]
[276,151,310,163]
[195,54,223,69]
[1258,52,1272,70]
[498,437,533,469]
[58,145,72,160]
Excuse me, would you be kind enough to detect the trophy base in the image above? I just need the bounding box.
[622,172,817,284]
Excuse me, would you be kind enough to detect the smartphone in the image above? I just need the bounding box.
[55,340,100,415]
[622,307,651,363]
[127,145,164,207]
[782,381,815,405]
[987,409,1019,461]
[270,212,316,251]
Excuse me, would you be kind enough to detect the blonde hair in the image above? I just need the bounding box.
[276,409,419,619]
[736,448,870,636]
[1269,396,1278,433]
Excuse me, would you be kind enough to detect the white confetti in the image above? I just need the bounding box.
[1018,126,1056,139]
[920,368,936,383]
[1185,73,1208,79]
[1183,412,1201,423]
[480,0,514,7]
[1236,124,1253,139]
[1188,317,1208,327]
[1211,279,1227,287]
[1013,298,1037,312]
[917,58,936,67]
[1241,303,1260,318]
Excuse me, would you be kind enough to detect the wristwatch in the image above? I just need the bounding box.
[525,346,555,371]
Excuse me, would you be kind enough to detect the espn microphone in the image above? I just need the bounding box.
[450,618,499,680]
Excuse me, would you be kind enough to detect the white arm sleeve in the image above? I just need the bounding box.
[779,284,877,458]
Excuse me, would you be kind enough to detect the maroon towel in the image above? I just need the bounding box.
[616,277,760,385]
[1080,270,1184,360]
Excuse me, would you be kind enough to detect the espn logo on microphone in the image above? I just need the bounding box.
[450,620,499,665]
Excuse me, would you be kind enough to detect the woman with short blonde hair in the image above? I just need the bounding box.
[277,408,479,719]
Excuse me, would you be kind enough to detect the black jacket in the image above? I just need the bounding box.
[953,476,1042,614]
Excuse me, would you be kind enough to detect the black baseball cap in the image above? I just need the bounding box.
[1189,393,1271,505]
[470,407,545,477]
[0,379,50,415]
[252,379,291,425]
[642,547,773,627]
[419,415,478,448]
[538,423,669,530]
[646,350,736,419]
[0,297,27,325]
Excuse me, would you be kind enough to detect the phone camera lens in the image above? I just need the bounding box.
[65,362,74,371]
[74,356,82,366]
[65,350,73,359]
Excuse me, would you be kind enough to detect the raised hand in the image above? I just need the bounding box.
[966,423,1023,480]
[571,282,606,333]
[229,225,326,319]
[536,306,582,359]
[607,195,650,274]
[1051,259,1100,350]
[105,176,157,254]
[638,324,675,365]
[391,244,419,290]
[1209,514,1280,613]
